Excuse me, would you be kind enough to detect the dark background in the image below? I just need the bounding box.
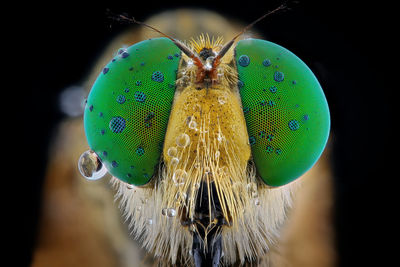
[15,0,394,266]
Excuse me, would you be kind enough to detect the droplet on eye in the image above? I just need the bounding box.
[176,133,190,147]
[78,150,108,180]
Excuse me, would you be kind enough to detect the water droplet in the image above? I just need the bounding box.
[78,150,107,180]
[176,133,190,147]
[194,182,201,189]
[173,169,187,185]
[217,133,224,143]
[171,157,179,166]
[147,218,153,225]
[193,104,202,113]
[162,208,167,216]
[127,184,135,189]
[167,208,176,217]
[188,120,197,130]
[167,146,178,157]
[218,95,227,105]
[175,192,187,201]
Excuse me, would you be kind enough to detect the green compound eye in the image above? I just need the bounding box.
[235,39,330,186]
[84,38,181,185]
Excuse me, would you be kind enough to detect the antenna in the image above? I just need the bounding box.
[215,3,288,62]
[110,12,204,68]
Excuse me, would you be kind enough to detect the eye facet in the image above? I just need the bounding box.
[84,38,181,185]
[235,38,330,186]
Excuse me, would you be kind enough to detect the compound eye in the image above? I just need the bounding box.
[235,39,330,186]
[83,38,181,185]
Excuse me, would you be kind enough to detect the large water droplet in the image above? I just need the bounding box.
[176,133,190,147]
[78,150,107,180]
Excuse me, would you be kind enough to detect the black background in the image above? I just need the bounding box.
[13,0,395,266]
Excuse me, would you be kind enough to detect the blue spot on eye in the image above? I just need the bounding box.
[249,136,256,146]
[144,112,155,122]
[275,148,282,155]
[116,95,126,104]
[112,160,118,168]
[102,151,108,157]
[134,91,146,103]
[124,88,130,93]
[267,100,275,107]
[102,67,109,74]
[303,114,310,121]
[100,129,105,135]
[140,62,145,66]
[174,53,180,57]
[109,116,126,133]
[269,86,277,93]
[136,146,145,156]
[136,80,142,86]
[266,145,274,153]
[288,119,300,131]
[262,59,271,67]
[152,71,164,83]
[274,71,284,82]
[238,55,250,67]
[89,105,93,111]
[167,55,173,60]
[238,80,244,89]
[292,80,297,85]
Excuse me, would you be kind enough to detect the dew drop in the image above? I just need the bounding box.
[171,157,179,166]
[173,169,187,185]
[218,95,227,105]
[167,146,178,157]
[167,208,176,217]
[188,120,197,130]
[162,208,167,216]
[126,184,136,189]
[78,150,107,180]
[176,133,190,147]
